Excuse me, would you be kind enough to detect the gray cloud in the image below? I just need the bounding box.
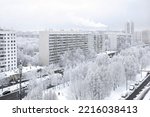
[0,0,149,31]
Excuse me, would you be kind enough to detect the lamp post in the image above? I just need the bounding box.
[19,61,22,100]
[123,61,128,90]
[126,77,128,90]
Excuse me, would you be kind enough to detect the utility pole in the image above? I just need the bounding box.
[126,78,128,90]
[19,61,22,100]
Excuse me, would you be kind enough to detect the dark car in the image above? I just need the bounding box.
[146,72,150,76]
[2,91,11,95]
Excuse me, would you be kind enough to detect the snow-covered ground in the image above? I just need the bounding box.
[46,83,70,100]
[1,64,150,100]
[0,81,29,96]
[134,86,150,100]
[51,66,150,100]
[143,87,150,100]
[0,66,43,80]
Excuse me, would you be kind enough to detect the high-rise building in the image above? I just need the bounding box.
[39,30,94,65]
[142,30,150,44]
[125,21,134,34]
[0,29,17,72]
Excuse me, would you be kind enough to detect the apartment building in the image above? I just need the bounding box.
[125,21,134,34]
[0,29,17,72]
[39,29,133,66]
[134,31,142,42]
[142,30,150,44]
[39,30,93,65]
[103,31,132,51]
[92,32,103,53]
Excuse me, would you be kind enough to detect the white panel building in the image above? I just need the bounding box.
[39,29,133,66]
[103,31,132,51]
[142,30,150,44]
[39,30,94,65]
[125,21,134,34]
[0,29,17,72]
[134,31,142,42]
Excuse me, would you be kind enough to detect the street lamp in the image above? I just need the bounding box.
[19,61,22,100]
[123,61,128,90]
[126,77,128,90]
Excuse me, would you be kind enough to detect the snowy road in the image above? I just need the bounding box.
[0,81,29,96]
[126,74,150,100]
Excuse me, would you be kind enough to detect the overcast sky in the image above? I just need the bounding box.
[0,0,149,31]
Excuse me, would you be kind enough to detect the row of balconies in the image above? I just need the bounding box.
[52,38,88,40]
[49,46,87,51]
[49,40,87,44]
[49,34,88,36]
[49,42,87,46]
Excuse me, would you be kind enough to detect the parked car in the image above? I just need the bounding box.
[146,72,150,76]
[147,82,150,87]
[2,90,11,95]
[135,81,139,86]
[121,92,129,98]
[10,81,16,85]
[139,78,144,83]
[42,74,48,77]
[129,84,135,91]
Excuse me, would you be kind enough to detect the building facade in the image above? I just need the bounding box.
[103,31,132,51]
[0,29,17,72]
[39,30,133,66]
[39,30,94,65]
[134,31,142,42]
[125,21,134,34]
[142,30,150,44]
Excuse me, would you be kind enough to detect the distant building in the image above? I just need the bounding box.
[39,30,96,65]
[91,32,103,53]
[134,31,142,42]
[125,21,134,34]
[0,29,17,72]
[16,31,39,38]
[142,30,150,44]
[103,31,132,51]
[39,29,133,65]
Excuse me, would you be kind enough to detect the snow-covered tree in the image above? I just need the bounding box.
[108,59,125,90]
[60,48,86,68]
[140,52,150,69]
[43,90,57,100]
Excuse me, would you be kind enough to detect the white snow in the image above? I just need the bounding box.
[105,66,150,100]
[143,88,150,100]
[104,85,126,100]
[134,86,150,100]
[0,81,29,96]
[0,66,43,80]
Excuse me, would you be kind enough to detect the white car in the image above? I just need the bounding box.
[121,92,129,98]
[129,84,135,91]
[135,81,139,86]
[147,82,150,87]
